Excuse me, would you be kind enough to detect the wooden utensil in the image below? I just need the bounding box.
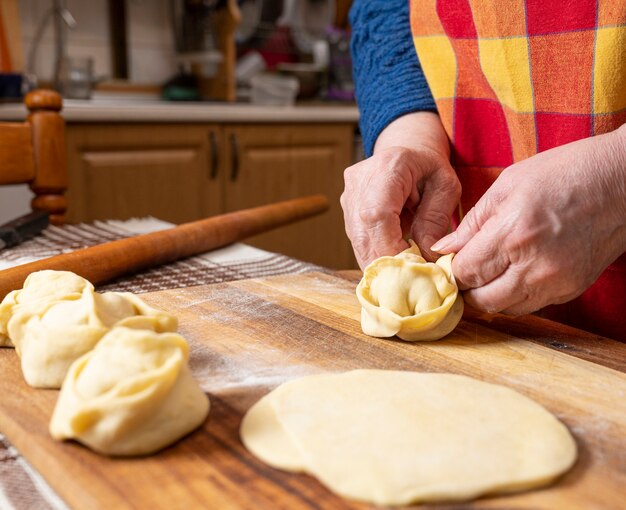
[0,271,624,509]
[0,194,329,299]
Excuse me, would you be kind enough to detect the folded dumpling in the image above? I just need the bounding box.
[0,270,87,347]
[0,270,177,388]
[49,327,210,456]
[357,241,463,341]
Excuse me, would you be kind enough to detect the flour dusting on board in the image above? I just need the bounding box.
[140,275,360,406]
[271,272,356,294]
[198,293,287,325]
[171,286,279,317]
[194,352,318,394]
[186,337,322,397]
[159,285,339,395]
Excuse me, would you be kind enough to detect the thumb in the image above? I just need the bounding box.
[431,196,494,254]
[411,173,461,260]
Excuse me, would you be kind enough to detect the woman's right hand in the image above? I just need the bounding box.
[340,113,461,269]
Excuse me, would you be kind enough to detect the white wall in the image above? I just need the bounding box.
[0,186,33,224]
[20,0,176,84]
[20,0,113,81]
[126,0,176,83]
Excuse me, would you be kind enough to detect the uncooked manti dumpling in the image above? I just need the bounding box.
[0,270,177,388]
[50,326,209,456]
[0,270,87,347]
[356,241,463,341]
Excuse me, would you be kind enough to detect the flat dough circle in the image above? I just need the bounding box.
[240,370,577,505]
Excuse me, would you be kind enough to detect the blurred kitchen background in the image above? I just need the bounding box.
[0,0,361,268]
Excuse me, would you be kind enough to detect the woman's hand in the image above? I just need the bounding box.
[341,112,461,268]
[432,126,626,315]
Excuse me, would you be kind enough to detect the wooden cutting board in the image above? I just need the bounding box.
[0,271,624,510]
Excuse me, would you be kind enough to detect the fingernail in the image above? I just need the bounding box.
[431,234,454,253]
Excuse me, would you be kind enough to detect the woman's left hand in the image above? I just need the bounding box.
[431,126,626,315]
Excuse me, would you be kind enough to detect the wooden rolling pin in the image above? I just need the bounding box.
[0,195,329,300]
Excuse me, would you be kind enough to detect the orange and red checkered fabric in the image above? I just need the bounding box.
[410,0,626,214]
[409,0,626,339]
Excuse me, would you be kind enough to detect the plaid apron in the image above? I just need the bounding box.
[410,0,626,339]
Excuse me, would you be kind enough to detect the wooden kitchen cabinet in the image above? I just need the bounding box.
[65,122,357,269]
[66,124,222,224]
[221,124,355,269]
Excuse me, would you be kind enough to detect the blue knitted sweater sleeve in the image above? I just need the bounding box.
[350,0,437,157]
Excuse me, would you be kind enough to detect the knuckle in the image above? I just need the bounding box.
[461,272,483,289]
[380,146,421,175]
[359,206,388,226]
[462,207,480,232]
[526,259,585,305]
[452,177,462,199]
[384,146,412,163]
[343,166,356,186]
[532,260,562,286]
[455,265,484,289]
[519,287,542,313]
[339,190,348,210]
[441,174,462,202]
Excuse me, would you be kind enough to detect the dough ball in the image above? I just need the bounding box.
[50,326,209,456]
[0,270,177,388]
[356,242,463,341]
[241,370,577,506]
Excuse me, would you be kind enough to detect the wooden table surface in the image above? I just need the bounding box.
[0,271,624,510]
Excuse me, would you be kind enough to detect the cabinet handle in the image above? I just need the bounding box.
[230,133,240,182]
[209,131,219,180]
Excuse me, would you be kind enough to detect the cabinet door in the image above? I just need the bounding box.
[66,124,222,224]
[222,124,357,269]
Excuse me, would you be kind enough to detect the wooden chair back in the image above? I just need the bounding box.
[0,89,67,224]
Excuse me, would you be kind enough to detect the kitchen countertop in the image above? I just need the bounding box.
[0,98,360,123]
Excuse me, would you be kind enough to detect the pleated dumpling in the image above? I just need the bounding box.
[49,327,210,456]
[0,270,88,347]
[357,241,463,341]
[0,270,177,388]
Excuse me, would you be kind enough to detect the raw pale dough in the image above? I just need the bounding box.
[0,270,86,347]
[240,370,577,506]
[0,270,177,388]
[50,326,209,456]
[357,242,463,341]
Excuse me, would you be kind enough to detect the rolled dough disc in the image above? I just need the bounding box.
[240,370,577,505]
